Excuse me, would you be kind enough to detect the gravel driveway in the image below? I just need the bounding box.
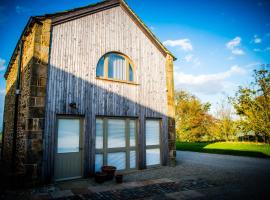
[174,151,270,199]
[124,151,270,199]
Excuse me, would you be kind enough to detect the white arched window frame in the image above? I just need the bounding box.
[96,52,136,83]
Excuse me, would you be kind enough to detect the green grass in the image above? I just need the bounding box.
[176,141,270,158]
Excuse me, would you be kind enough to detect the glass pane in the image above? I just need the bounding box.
[146,149,160,166]
[95,119,103,149]
[108,53,126,80]
[95,154,103,172]
[129,64,134,82]
[57,119,80,153]
[96,56,104,77]
[108,119,126,148]
[129,120,136,147]
[130,151,136,169]
[108,152,126,170]
[146,120,160,146]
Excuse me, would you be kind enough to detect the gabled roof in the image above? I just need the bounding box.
[5,0,176,78]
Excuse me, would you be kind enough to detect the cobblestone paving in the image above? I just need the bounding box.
[73,182,180,200]
[0,178,216,200]
[179,178,216,191]
[1,151,270,200]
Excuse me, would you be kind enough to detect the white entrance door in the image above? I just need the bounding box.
[54,118,83,181]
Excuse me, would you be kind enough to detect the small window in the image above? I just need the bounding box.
[96,52,135,82]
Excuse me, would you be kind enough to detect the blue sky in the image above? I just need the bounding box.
[0,0,270,129]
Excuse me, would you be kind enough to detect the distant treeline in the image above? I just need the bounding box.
[175,67,270,143]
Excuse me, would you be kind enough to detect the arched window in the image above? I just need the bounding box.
[96,52,135,83]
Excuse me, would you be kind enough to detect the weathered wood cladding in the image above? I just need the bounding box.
[44,6,170,179]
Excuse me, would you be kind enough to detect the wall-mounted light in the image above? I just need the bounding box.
[69,102,77,109]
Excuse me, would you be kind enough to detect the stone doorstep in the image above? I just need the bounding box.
[30,193,52,200]
[88,178,174,193]
[49,190,74,199]
[181,190,205,198]
[71,187,90,195]
[31,185,59,194]
[57,179,89,190]
[165,190,204,200]
[31,178,175,199]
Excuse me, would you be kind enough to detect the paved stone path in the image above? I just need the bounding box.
[1,151,270,200]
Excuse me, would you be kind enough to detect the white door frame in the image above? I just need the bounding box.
[54,116,84,181]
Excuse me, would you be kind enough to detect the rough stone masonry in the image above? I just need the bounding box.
[2,18,51,183]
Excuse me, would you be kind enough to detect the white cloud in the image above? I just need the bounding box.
[226,37,241,49]
[257,2,263,6]
[244,62,261,69]
[253,47,270,52]
[253,48,262,52]
[174,65,246,95]
[163,39,193,51]
[0,89,5,95]
[226,37,245,55]
[150,26,155,30]
[193,58,201,67]
[0,6,7,24]
[183,54,201,67]
[231,49,245,55]
[0,58,6,71]
[253,35,262,44]
[15,5,31,14]
[184,54,193,62]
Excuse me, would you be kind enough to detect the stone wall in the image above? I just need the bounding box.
[2,55,19,168]
[166,54,176,166]
[25,19,51,180]
[2,18,51,183]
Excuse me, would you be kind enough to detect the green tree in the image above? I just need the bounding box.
[215,101,237,141]
[231,67,270,143]
[175,90,216,142]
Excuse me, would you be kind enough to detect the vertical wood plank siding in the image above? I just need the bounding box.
[44,6,168,179]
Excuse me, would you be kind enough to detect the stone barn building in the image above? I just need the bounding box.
[1,0,176,183]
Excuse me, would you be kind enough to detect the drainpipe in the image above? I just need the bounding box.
[1,122,5,160]
[11,40,24,172]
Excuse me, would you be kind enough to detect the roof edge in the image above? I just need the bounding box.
[4,0,177,79]
[51,0,120,25]
[120,0,176,61]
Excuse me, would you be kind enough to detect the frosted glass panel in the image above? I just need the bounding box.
[108,53,126,80]
[95,119,103,149]
[146,120,160,146]
[95,154,103,172]
[108,119,126,148]
[57,119,80,153]
[146,149,160,166]
[129,120,136,147]
[130,151,136,169]
[108,152,126,170]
